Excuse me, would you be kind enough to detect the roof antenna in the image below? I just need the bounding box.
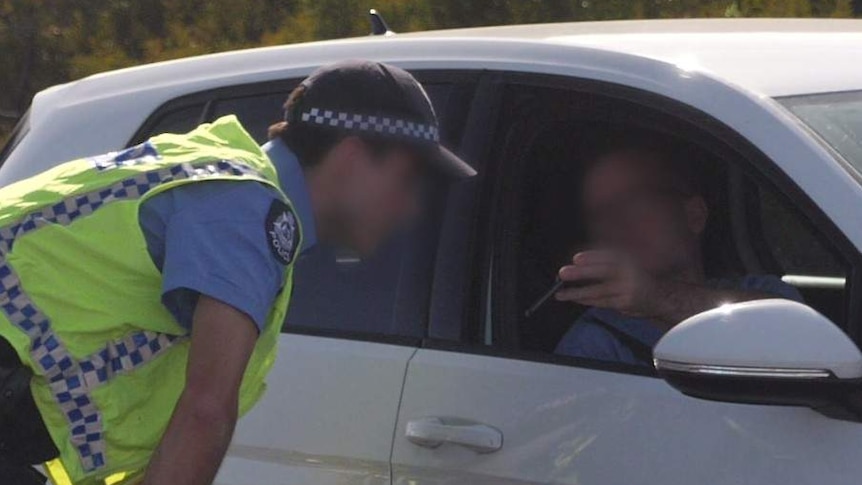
[369,9,395,36]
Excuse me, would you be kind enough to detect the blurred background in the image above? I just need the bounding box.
[1,0,861,142]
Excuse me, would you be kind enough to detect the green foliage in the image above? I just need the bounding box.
[0,0,859,143]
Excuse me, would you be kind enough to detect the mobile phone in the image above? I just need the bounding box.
[523,276,602,318]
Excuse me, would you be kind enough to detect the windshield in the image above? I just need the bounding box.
[779,91,862,178]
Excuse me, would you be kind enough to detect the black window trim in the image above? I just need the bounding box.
[128,78,300,146]
[129,69,484,348]
[0,109,31,168]
[127,71,482,147]
[425,70,862,377]
[427,72,503,343]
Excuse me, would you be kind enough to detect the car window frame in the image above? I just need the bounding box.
[128,78,298,146]
[0,109,31,167]
[425,70,862,376]
[128,70,482,347]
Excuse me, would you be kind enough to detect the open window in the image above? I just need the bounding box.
[131,72,478,342]
[472,75,860,369]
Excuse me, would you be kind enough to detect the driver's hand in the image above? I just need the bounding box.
[554,250,661,318]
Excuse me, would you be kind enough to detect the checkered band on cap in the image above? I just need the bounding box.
[299,108,439,143]
[0,145,267,473]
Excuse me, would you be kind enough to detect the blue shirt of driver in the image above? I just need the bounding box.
[137,137,316,331]
[555,275,804,366]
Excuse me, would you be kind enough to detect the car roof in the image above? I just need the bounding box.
[23,18,862,159]
[408,18,862,97]
[40,19,861,113]
[47,19,862,106]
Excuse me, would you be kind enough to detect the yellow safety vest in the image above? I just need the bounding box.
[0,116,298,484]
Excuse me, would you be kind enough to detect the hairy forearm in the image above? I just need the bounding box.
[650,281,773,330]
[142,389,238,485]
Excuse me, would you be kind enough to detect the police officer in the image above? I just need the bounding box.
[0,60,474,485]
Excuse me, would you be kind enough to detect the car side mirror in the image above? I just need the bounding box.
[654,299,862,422]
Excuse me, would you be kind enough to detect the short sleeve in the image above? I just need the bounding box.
[150,180,291,331]
[739,275,805,303]
[556,318,632,363]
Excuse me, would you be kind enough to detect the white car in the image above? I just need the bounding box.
[4,17,862,485]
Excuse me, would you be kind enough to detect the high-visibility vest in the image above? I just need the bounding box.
[0,116,299,485]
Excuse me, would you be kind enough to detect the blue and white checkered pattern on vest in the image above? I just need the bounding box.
[0,143,263,472]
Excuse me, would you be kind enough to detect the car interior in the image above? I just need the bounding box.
[130,77,856,361]
[482,83,851,357]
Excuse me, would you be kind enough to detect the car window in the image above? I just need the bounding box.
[750,184,848,325]
[211,93,289,144]
[445,79,858,369]
[286,83,460,338]
[137,81,469,340]
[755,186,845,277]
[145,103,206,137]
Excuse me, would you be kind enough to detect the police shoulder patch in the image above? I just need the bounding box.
[265,199,300,265]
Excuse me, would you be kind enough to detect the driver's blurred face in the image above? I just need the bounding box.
[581,150,707,277]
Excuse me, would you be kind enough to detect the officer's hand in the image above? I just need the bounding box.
[554,250,662,318]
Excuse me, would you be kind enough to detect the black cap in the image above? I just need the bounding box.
[285,60,476,179]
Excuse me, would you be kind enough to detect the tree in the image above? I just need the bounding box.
[0,1,71,123]
[832,0,855,16]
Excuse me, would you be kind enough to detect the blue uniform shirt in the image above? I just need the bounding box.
[555,275,804,365]
[138,138,316,331]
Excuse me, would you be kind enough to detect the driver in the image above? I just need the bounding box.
[554,142,802,365]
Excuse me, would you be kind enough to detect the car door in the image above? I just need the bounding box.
[128,72,478,485]
[391,70,862,485]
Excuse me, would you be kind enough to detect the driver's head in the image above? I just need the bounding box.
[269,60,474,255]
[581,143,708,277]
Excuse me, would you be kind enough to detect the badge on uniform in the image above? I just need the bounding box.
[265,200,299,265]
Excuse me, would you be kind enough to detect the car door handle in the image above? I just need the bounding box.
[405,417,503,453]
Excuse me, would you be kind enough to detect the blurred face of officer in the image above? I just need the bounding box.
[582,150,708,278]
[323,136,425,256]
[279,61,473,255]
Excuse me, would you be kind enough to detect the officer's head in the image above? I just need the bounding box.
[269,60,474,255]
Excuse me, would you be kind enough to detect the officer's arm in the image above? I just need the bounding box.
[142,295,258,485]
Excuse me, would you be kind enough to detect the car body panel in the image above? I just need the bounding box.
[404,18,862,96]
[215,334,415,485]
[392,349,862,485]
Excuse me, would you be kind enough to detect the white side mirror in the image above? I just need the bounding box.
[654,299,862,421]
